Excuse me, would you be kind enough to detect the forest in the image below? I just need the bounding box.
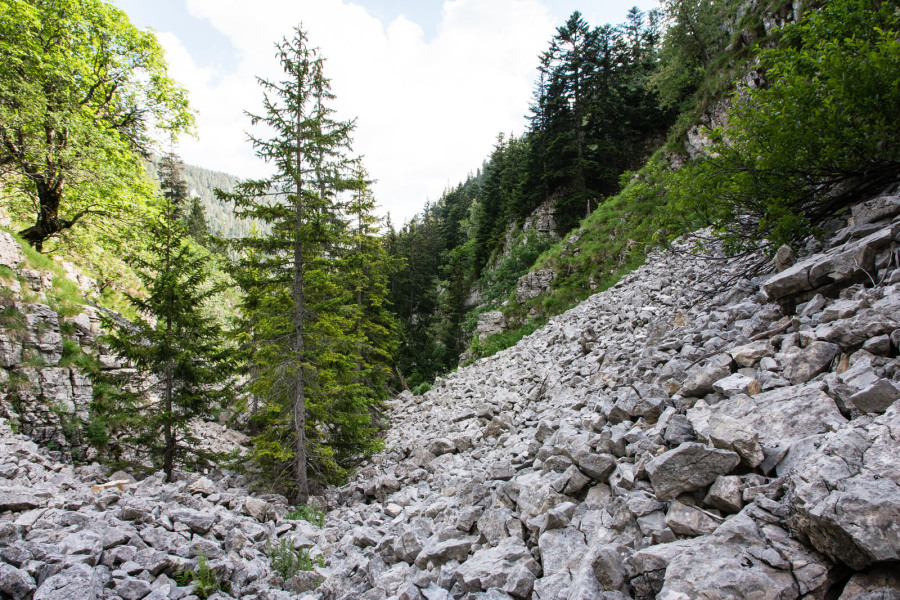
[1,0,898,498]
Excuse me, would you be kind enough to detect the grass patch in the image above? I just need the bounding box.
[465,318,545,364]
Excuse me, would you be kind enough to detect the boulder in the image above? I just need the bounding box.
[645,443,740,500]
[455,537,541,594]
[0,563,36,600]
[687,383,847,452]
[33,563,102,600]
[680,355,732,398]
[781,341,840,384]
[656,508,831,600]
[838,566,900,600]
[786,402,900,569]
[0,231,24,270]
[664,500,722,537]
[848,379,900,414]
[707,413,765,467]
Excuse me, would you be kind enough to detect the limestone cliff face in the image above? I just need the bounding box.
[0,192,899,600]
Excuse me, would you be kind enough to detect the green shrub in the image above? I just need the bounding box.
[267,537,325,580]
[286,503,326,527]
[667,0,900,253]
[411,381,432,396]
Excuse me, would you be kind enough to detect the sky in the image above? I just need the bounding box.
[114,0,660,224]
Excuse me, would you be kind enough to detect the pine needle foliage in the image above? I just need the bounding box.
[101,153,233,481]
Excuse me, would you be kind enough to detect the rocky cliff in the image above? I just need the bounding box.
[1,191,899,600]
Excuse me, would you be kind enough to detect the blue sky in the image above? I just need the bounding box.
[114,0,659,223]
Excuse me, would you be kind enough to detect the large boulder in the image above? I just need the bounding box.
[786,402,900,570]
[645,443,740,500]
[656,506,831,600]
[455,537,541,594]
[687,383,847,455]
[33,563,102,600]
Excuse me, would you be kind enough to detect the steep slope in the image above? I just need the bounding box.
[314,192,900,599]
[0,193,898,600]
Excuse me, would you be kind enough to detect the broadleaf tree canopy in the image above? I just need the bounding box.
[0,0,194,251]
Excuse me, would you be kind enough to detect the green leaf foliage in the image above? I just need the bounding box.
[0,0,193,251]
[222,28,397,501]
[666,0,900,253]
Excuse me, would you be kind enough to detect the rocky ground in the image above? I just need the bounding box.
[2,192,900,599]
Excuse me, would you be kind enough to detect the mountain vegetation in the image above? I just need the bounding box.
[0,0,192,251]
[218,28,397,502]
[2,0,898,499]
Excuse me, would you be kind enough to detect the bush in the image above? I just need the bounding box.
[176,550,230,599]
[667,0,900,253]
[411,381,432,396]
[286,503,325,527]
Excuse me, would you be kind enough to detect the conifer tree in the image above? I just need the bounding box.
[103,152,231,481]
[221,27,379,502]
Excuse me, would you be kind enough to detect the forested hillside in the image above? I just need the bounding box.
[386,0,900,388]
[147,158,253,239]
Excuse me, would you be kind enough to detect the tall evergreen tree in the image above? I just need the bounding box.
[220,27,392,501]
[102,152,231,481]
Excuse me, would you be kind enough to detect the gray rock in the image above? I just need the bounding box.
[455,537,540,594]
[703,476,744,514]
[851,193,900,226]
[782,341,841,384]
[787,402,900,569]
[414,537,472,569]
[476,311,507,342]
[711,373,757,396]
[589,545,625,591]
[645,443,740,500]
[33,563,101,600]
[687,383,847,453]
[571,450,616,482]
[848,378,900,414]
[625,540,694,600]
[664,500,722,537]
[187,477,217,496]
[0,563,36,600]
[838,566,900,600]
[680,355,732,398]
[0,487,48,511]
[242,496,273,522]
[655,510,831,600]
[730,341,773,368]
[168,508,216,534]
[0,231,24,270]
[707,413,764,467]
[774,244,794,272]
[112,577,153,600]
[429,437,457,456]
[515,268,555,304]
[502,563,537,599]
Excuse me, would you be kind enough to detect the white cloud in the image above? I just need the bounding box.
[158,0,610,223]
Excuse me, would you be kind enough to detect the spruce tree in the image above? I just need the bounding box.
[220,27,369,502]
[103,152,231,481]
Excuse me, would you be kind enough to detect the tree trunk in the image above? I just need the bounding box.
[18,179,65,252]
[163,360,175,482]
[292,93,309,505]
